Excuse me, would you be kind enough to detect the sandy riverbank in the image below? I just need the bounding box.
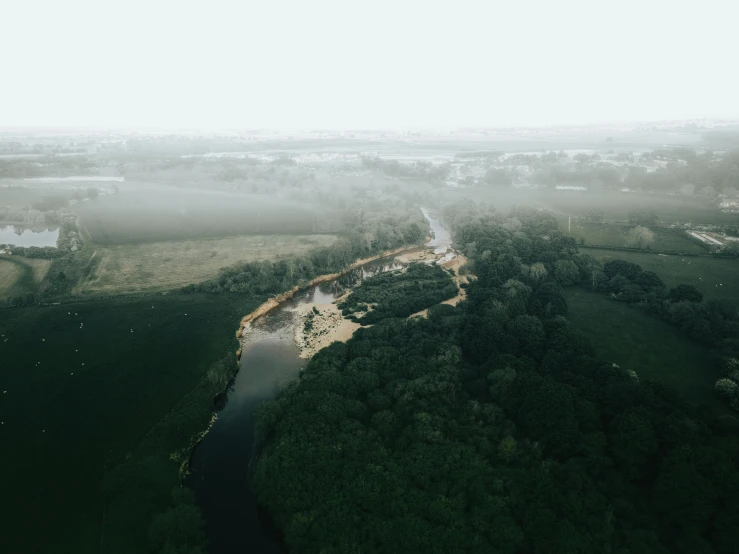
[409,253,470,319]
[234,245,425,348]
[441,254,470,306]
[293,302,361,359]
[236,244,467,358]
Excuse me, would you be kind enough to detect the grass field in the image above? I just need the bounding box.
[560,221,707,253]
[73,234,339,294]
[0,293,262,554]
[565,288,724,413]
[537,190,739,224]
[582,248,739,306]
[446,188,739,225]
[0,255,52,300]
[74,188,326,243]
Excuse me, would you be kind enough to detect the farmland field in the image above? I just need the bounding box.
[73,234,339,294]
[0,255,52,300]
[447,188,738,225]
[74,188,333,243]
[583,248,739,306]
[0,293,262,554]
[561,221,706,253]
[565,288,724,413]
[535,190,738,224]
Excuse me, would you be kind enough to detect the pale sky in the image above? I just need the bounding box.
[1,0,737,130]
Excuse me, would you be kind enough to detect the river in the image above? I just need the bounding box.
[186,210,451,553]
[0,225,59,248]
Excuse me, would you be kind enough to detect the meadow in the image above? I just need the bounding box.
[73,234,339,295]
[565,288,724,413]
[446,188,737,225]
[0,254,51,300]
[532,190,736,224]
[582,248,739,306]
[562,221,706,253]
[0,293,262,554]
[74,188,331,244]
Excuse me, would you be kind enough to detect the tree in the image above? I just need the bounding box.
[530,262,548,281]
[498,436,518,461]
[148,488,205,554]
[484,168,513,187]
[554,259,580,286]
[628,209,658,226]
[669,284,703,303]
[626,226,655,249]
[603,259,642,280]
[715,378,738,398]
[584,209,604,224]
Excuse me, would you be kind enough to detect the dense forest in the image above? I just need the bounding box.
[254,209,739,553]
[338,263,457,324]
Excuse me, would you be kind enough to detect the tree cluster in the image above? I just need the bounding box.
[182,217,426,295]
[254,210,739,553]
[338,263,457,324]
[594,259,739,409]
[628,209,659,226]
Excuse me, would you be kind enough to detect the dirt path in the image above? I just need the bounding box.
[293,302,361,359]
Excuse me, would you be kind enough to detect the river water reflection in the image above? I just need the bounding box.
[187,211,449,553]
[0,225,59,248]
[186,260,401,553]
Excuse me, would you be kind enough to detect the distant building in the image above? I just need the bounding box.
[555,185,588,191]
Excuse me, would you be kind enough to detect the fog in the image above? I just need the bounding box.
[2,0,738,130]
[4,3,739,550]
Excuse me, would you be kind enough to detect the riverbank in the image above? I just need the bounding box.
[293,300,361,359]
[235,244,425,344]
[408,253,469,318]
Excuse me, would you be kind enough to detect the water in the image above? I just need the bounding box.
[187,212,449,553]
[185,260,403,554]
[0,225,59,248]
[422,208,453,255]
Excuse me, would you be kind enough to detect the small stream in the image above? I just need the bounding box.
[186,210,451,553]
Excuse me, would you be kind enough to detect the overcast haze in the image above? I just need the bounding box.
[2,0,737,130]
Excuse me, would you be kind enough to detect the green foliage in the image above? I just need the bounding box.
[182,217,426,295]
[254,212,739,554]
[0,294,257,554]
[625,225,655,249]
[628,209,659,226]
[148,489,205,554]
[338,263,457,324]
[669,284,704,303]
[554,259,581,286]
[715,378,738,398]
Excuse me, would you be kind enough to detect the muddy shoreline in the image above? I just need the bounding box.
[234,244,426,351]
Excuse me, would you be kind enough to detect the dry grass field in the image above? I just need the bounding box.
[0,255,52,300]
[73,234,339,294]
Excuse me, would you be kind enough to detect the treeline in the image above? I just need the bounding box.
[181,218,426,295]
[592,258,739,410]
[254,208,739,553]
[0,155,96,178]
[361,156,452,182]
[100,353,240,554]
[338,263,457,324]
[6,292,39,307]
[1,212,82,259]
[475,147,739,195]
